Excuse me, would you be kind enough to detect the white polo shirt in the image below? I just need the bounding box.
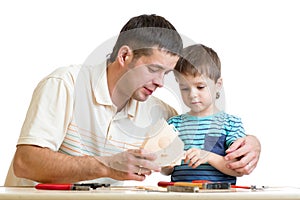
[5,63,177,186]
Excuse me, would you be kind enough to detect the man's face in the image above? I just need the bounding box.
[119,49,179,102]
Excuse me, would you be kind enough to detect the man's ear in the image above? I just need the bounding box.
[117,45,133,66]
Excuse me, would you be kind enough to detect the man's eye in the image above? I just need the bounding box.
[197,86,206,90]
[147,66,160,73]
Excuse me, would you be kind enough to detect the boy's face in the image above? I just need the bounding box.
[121,49,179,102]
[176,73,221,116]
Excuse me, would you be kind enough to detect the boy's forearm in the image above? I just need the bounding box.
[161,166,174,175]
[208,152,243,177]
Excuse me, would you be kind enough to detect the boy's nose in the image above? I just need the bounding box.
[189,88,197,98]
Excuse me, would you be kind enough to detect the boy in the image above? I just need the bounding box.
[162,44,245,184]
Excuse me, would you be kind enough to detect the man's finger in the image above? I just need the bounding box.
[128,149,157,161]
[225,142,250,161]
[136,158,161,172]
[226,138,245,154]
[227,151,256,172]
[228,161,256,175]
[128,173,147,181]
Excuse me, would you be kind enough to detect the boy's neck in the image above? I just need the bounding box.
[188,106,220,117]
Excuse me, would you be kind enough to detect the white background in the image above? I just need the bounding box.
[1,0,300,187]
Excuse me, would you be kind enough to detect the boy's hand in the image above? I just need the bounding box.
[184,148,211,168]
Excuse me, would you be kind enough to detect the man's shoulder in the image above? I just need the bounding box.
[37,65,84,89]
[47,65,81,80]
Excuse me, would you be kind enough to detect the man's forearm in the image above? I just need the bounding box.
[13,145,108,183]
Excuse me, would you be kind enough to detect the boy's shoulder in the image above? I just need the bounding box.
[167,113,186,123]
[217,112,244,130]
[219,112,242,122]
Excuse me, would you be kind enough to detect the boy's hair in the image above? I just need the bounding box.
[108,14,183,63]
[175,44,221,83]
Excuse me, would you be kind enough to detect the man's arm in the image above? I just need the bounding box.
[13,145,108,183]
[225,135,261,175]
[13,145,160,183]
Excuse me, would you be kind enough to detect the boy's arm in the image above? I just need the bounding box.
[206,152,243,177]
[160,166,174,176]
[185,148,242,177]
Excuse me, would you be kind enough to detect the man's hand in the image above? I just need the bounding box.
[98,149,161,181]
[225,135,261,175]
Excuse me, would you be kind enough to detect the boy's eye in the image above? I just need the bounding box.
[197,86,206,90]
[180,87,189,91]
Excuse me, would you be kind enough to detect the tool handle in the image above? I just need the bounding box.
[35,183,72,190]
[157,181,175,187]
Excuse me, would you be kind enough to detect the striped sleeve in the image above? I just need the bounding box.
[224,114,246,148]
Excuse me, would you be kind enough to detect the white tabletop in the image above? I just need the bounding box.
[1,186,300,200]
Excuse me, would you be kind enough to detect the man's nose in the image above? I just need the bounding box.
[153,73,164,88]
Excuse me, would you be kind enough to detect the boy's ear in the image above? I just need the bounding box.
[216,77,223,91]
[117,45,133,66]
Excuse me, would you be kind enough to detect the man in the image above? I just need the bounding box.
[5,14,260,186]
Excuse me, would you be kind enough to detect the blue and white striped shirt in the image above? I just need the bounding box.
[168,112,246,184]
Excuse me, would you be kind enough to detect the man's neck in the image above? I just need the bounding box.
[107,62,131,112]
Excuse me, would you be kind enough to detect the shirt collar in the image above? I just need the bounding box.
[92,62,112,106]
[127,98,138,118]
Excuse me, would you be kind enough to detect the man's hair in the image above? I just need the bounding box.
[174,44,221,82]
[108,14,183,63]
